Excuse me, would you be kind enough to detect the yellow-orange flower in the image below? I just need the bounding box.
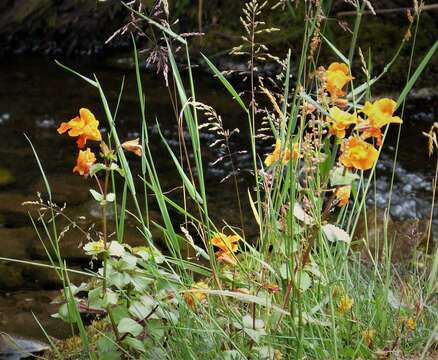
[184,281,209,308]
[265,140,299,166]
[335,185,351,207]
[325,62,354,98]
[211,233,240,254]
[358,98,402,145]
[361,98,402,129]
[339,137,378,171]
[327,107,358,138]
[57,108,102,148]
[338,295,354,315]
[73,148,96,177]
[121,138,142,157]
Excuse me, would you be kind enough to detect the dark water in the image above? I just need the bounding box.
[0,57,437,342]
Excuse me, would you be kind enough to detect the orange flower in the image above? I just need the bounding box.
[335,185,351,207]
[73,148,96,177]
[211,233,240,254]
[216,250,237,265]
[184,281,209,308]
[121,138,142,156]
[325,62,354,98]
[327,107,358,138]
[265,140,299,166]
[339,137,378,171]
[57,108,102,148]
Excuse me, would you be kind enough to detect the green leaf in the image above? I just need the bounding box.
[201,54,248,113]
[106,193,116,202]
[90,163,107,177]
[397,40,438,109]
[96,336,121,360]
[321,34,350,65]
[90,189,104,202]
[117,317,143,337]
[330,166,359,186]
[123,336,146,353]
[156,123,204,204]
[108,241,125,257]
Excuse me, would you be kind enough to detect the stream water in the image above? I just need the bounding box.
[0,57,437,343]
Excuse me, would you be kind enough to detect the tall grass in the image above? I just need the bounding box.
[12,1,438,359]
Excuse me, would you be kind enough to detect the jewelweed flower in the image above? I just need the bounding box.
[57,108,102,148]
[217,250,237,265]
[73,148,96,177]
[265,140,299,166]
[338,295,354,315]
[83,240,105,255]
[339,137,378,171]
[325,62,354,98]
[361,98,402,129]
[184,281,209,308]
[121,138,142,157]
[211,233,240,254]
[327,107,358,138]
[335,185,351,207]
[362,328,376,347]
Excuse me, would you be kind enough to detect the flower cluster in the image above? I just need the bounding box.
[323,63,403,171]
[57,108,101,177]
[57,108,143,177]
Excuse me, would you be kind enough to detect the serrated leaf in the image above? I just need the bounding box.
[117,317,143,337]
[322,224,351,244]
[108,241,125,257]
[106,193,116,202]
[293,203,313,225]
[89,189,104,202]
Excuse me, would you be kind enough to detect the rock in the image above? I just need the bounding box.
[31,174,90,206]
[0,334,49,360]
[0,193,36,227]
[0,168,15,188]
[0,263,25,289]
[0,227,34,259]
[0,290,71,341]
[354,208,432,263]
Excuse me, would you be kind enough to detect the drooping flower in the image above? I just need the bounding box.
[73,148,96,177]
[184,281,209,308]
[265,140,299,166]
[211,233,240,254]
[338,295,354,315]
[339,137,378,171]
[327,107,358,138]
[325,62,354,98]
[335,185,351,207]
[121,138,142,157]
[57,108,102,148]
